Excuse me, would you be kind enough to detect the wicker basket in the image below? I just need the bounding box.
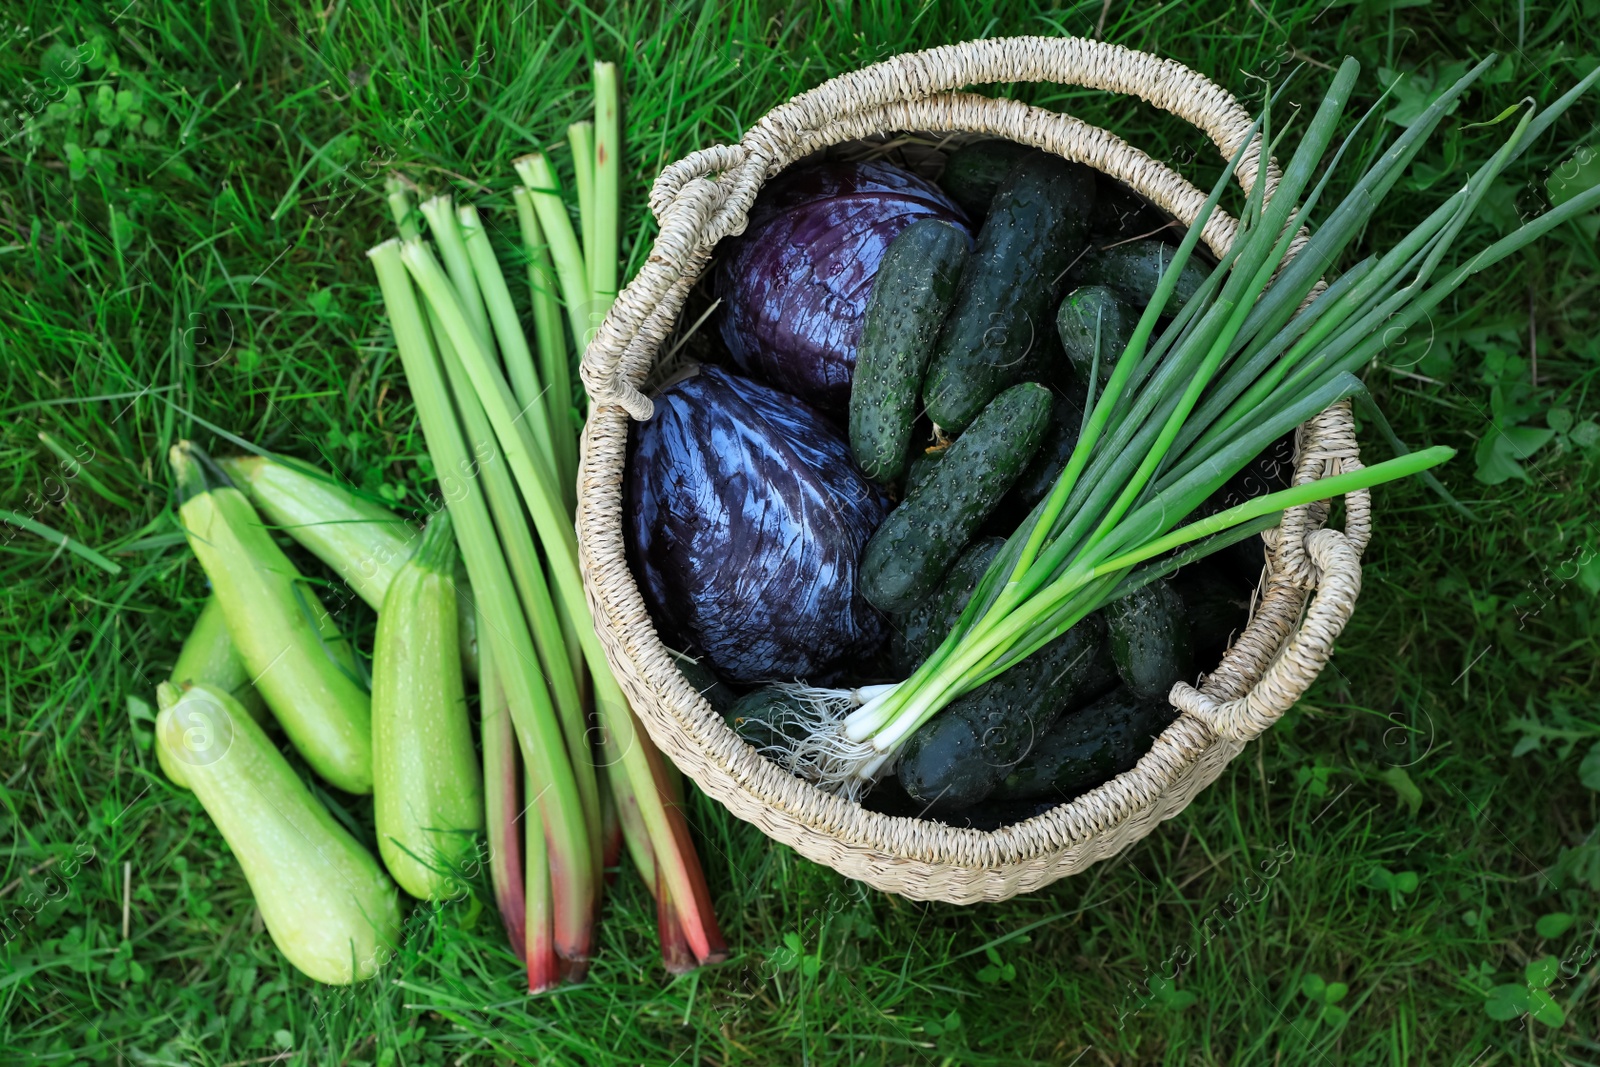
[575,36,1370,904]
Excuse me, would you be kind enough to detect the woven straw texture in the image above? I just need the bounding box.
[575,35,1369,903]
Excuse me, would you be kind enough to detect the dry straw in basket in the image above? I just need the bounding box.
[574,36,1369,903]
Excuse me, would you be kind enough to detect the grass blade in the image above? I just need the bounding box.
[0,509,123,575]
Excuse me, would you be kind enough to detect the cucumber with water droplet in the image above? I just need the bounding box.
[860,382,1052,614]
[722,686,809,753]
[1071,239,1210,316]
[1056,285,1134,398]
[991,686,1177,803]
[1007,389,1086,510]
[1104,579,1193,700]
[938,140,1042,218]
[849,219,970,484]
[902,446,947,501]
[897,615,1118,812]
[890,536,1004,674]
[1172,564,1252,662]
[922,154,1097,432]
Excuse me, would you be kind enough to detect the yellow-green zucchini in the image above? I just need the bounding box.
[172,442,374,794]
[218,454,414,610]
[171,595,270,728]
[371,512,483,898]
[221,453,479,676]
[156,681,400,984]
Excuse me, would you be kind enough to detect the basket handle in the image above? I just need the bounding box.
[584,35,1273,418]
[1169,527,1362,742]
[654,36,1271,217]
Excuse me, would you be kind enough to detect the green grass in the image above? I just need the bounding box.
[2,0,1599,1063]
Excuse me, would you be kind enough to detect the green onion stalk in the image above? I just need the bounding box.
[777,55,1600,796]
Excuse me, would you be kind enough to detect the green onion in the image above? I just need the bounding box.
[802,55,1597,793]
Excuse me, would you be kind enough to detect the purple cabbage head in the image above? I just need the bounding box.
[624,364,889,684]
[714,160,972,413]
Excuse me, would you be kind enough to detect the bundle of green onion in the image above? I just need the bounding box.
[786,55,1600,793]
[369,62,724,988]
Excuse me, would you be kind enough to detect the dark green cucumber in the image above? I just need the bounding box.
[1071,239,1210,315]
[857,774,923,819]
[1008,389,1086,510]
[991,686,1177,803]
[1018,315,1075,395]
[1056,285,1135,397]
[1088,174,1173,240]
[897,615,1118,812]
[1104,579,1193,700]
[865,775,1057,832]
[890,536,1004,674]
[923,155,1097,432]
[850,220,971,483]
[938,140,1042,219]
[722,687,807,753]
[860,383,1053,613]
[670,649,735,714]
[1171,565,1251,662]
[901,445,947,502]
[1187,433,1290,592]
